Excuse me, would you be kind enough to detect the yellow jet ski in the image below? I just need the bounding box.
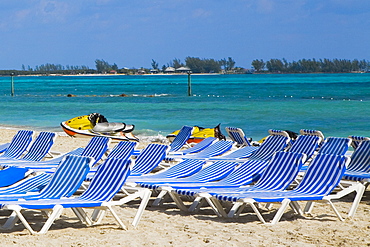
[61,113,138,142]
[166,124,226,143]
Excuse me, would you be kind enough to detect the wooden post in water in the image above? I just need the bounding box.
[187,71,192,96]
[10,73,14,96]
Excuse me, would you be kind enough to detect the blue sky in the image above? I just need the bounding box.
[0,0,369,70]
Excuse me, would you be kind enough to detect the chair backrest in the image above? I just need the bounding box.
[169,126,193,152]
[186,161,238,182]
[189,140,234,158]
[81,136,110,165]
[0,173,51,195]
[180,137,217,155]
[288,135,320,159]
[300,129,325,143]
[225,127,251,147]
[215,145,257,160]
[106,141,137,160]
[268,129,290,139]
[79,158,131,202]
[254,152,306,190]
[36,155,94,199]
[294,153,348,195]
[2,130,34,159]
[318,137,351,155]
[347,140,370,172]
[248,134,290,161]
[151,159,205,179]
[131,143,169,174]
[349,136,370,150]
[21,132,57,162]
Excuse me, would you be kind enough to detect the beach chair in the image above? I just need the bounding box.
[166,137,217,157]
[0,130,34,160]
[317,137,351,155]
[0,143,10,153]
[171,152,305,212]
[288,135,320,159]
[209,153,363,224]
[0,155,93,201]
[126,159,206,184]
[348,135,370,150]
[2,158,151,234]
[9,136,110,171]
[84,141,137,181]
[0,173,51,195]
[0,131,56,165]
[225,127,252,147]
[207,145,258,160]
[168,125,193,152]
[244,132,290,161]
[130,143,169,176]
[172,140,234,160]
[300,129,325,143]
[138,160,238,207]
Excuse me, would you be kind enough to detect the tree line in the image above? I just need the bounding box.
[0,57,369,76]
[252,58,370,73]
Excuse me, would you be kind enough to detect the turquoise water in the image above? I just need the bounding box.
[0,73,369,141]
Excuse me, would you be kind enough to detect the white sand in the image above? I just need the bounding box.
[0,129,369,246]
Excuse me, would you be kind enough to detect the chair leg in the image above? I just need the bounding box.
[303,201,315,214]
[188,196,203,212]
[269,199,291,225]
[106,205,127,230]
[2,211,20,230]
[228,202,244,218]
[152,190,168,206]
[348,183,366,218]
[167,191,188,212]
[207,197,228,217]
[38,205,64,234]
[327,200,344,221]
[132,189,151,228]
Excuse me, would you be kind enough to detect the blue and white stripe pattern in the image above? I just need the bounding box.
[17,132,56,162]
[225,127,252,147]
[348,135,370,150]
[318,137,350,155]
[168,126,193,152]
[288,135,319,159]
[213,152,305,202]
[343,140,370,181]
[130,143,168,176]
[208,145,258,160]
[14,158,131,209]
[247,134,289,161]
[128,159,205,183]
[0,130,34,159]
[179,140,234,159]
[0,173,51,195]
[0,155,93,202]
[139,161,238,190]
[80,136,110,165]
[106,141,137,160]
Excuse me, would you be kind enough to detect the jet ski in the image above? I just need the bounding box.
[61,113,139,142]
[167,124,226,143]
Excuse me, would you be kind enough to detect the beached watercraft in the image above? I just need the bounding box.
[167,124,226,143]
[60,113,139,142]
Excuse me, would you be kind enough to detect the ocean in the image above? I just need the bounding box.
[0,73,369,142]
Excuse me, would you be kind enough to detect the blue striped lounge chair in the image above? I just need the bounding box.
[130,143,169,176]
[348,135,370,150]
[300,129,325,144]
[2,158,151,234]
[84,141,137,181]
[9,136,110,172]
[225,127,252,147]
[0,130,34,160]
[168,125,193,152]
[0,173,51,195]
[209,153,360,224]
[172,151,306,212]
[318,137,351,155]
[166,137,217,159]
[173,140,234,160]
[288,135,320,159]
[126,159,206,184]
[138,160,239,207]
[0,155,94,202]
[0,131,57,165]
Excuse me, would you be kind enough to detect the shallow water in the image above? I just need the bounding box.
[0,73,369,141]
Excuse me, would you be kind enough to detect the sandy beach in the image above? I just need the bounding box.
[0,129,369,246]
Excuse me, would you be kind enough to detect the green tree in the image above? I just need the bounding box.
[151,59,159,70]
[251,59,265,72]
